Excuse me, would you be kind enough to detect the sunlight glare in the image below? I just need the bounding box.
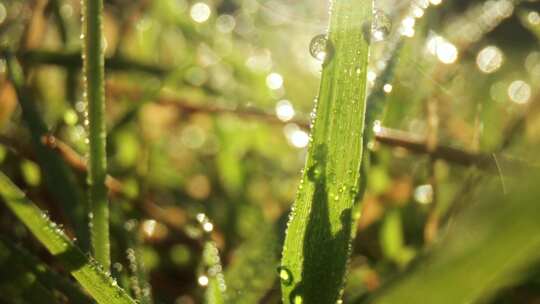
[275,100,295,122]
[191,2,211,23]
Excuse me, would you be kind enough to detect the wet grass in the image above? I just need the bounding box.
[0,172,135,304]
[81,0,110,271]
[0,0,539,303]
[280,1,372,303]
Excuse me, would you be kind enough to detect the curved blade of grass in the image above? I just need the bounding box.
[3,50,88,250]
[225,209,279,304]
[368,171,540,304]
[82,0,110,270]
[363,42,401,144]
[0,172,136,304]
[0,236,94,304]
[280,1,372,303]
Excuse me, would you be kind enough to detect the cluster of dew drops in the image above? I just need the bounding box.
[195,213,227,293]
[38,209,126,296]
[276,263,345,304]
[308,9,391,62]
[123,219,152,300]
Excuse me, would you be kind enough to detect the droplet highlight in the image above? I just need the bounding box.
[277,266,293,286]
[476,45,503,74]
[309,34,330,62]
[372,10,391,42]
[507,80,531,105]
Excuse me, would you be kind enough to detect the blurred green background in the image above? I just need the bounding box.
[0,0,539,303]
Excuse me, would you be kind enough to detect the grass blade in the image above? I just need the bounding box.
[3,51,88,250]
[202,241,226,304]
[225,210,279,304]
[368,172,540,304]
[82,0,110,270]
[0,171,136,304]
[280,1,373,303]
[194,214,227,304]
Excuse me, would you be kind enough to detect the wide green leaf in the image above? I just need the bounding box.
[368,171,540,304]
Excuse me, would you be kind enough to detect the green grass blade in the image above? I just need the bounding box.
[364,42,402,144]
[225,210,279,304]
[280,1,373,303]
[0,171,136,304]
[3,51,89,250]
[82,0,110,270]
[368,172,540,304]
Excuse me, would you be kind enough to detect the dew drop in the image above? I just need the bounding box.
[476,45,503,74]
[309,34,331,62]
[383,83,393,93]
[307,164,323,181]
[313,168,321,178]
[277,266,293,286]
[113,262,123,273]
[198,275,209,287]
[414,184,433,205]
[372,9,391,42]
[202,222,214,232]
[508,80,531,104]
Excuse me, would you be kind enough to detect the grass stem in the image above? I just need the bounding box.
[82,0,110,271]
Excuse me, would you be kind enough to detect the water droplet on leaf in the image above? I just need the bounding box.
[309,34,331,62]
[372,10,391,42]
[277,266,293,285]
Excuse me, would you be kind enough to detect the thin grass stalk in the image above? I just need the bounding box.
[280,1,373,303]
[123,221,153,304]
[81,0,110,270]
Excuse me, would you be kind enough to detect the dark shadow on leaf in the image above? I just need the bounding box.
[290,144,353,304]
[53,245,87,272]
